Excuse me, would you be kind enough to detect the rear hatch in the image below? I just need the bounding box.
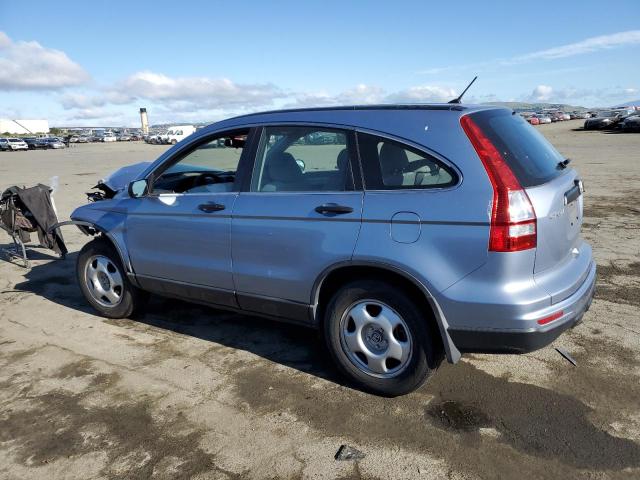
[469,109,588,302]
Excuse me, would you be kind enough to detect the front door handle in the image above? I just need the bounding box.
[315,203,353,215]
[198,202,226,213]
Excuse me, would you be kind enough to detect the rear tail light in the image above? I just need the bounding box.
[460,116,537,252]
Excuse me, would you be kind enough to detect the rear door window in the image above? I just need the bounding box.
[468,109,565,187]
[357,132,457,190]
[250,126,355,192]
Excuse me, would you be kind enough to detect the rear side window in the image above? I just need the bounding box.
[357,132,456,190]
[468,109,564,187]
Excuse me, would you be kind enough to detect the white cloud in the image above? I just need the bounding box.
[386,85,457,103]
[111,71,286,109]
[0,31,89,90]
[56,70,289,124]
[419,30,640,75]
[527,85,555,102]
[522,84,640,106]
[513,30,640,62]
[60,93,105,109]
[290,84,386,107]
[289,84,455,108]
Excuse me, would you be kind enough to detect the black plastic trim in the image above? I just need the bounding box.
[236,293,311,324]
[449,321,576,354]
[134,275,312,325]
[136,274,238,308]
[449,290,594,354]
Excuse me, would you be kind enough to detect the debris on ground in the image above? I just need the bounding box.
[555,347,578,366]
[334,444,365,461]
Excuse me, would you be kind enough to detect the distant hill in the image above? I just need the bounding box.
[481,101,587,113]
[613,100,640,108]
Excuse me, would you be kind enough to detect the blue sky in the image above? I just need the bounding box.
[1,0,639,126]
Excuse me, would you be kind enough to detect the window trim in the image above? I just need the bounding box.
[354,128,462,192]
[144,127,257,196]
[245,124,362,194]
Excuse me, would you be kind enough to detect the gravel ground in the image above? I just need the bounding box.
[1,121,639,480]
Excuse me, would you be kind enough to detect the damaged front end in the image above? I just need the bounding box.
[86,161,151,202]
[49,162,151,273]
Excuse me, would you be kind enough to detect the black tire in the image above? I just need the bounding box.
[324,280,443,397]
[76,237,147,318]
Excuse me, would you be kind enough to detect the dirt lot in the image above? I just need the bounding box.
[1,122,639,480]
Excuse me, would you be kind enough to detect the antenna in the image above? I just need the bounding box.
[448,76,478,104]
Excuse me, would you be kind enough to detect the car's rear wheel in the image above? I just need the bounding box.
[324,280,442,396]
[77,238,147,318]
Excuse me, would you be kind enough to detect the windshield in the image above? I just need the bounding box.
[9,139,21,143]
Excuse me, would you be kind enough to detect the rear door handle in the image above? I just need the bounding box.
[315,203,353,215]
[198,202,226,213]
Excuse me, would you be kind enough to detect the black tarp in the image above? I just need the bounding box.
[1,184,67,256]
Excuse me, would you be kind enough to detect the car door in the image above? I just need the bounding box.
[231,125,363,321]
[125,129,254,307]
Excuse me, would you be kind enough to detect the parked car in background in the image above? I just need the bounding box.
[584,110,628,130]
[117,133,132,142]
[69,136,80,143]
[151,132,167,144]
[536,114,552,124]
[77,136,90,143]
[620,113,640,132]
[44,137,66,149]
[23,137,48,149]
[0,138,29,151]
[68,104,595,396]
[527,115,540,125]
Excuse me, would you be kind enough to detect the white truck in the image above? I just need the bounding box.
[102,131,117,142]
[164,125,196,145]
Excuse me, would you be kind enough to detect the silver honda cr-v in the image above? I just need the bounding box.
[69,104,596,396]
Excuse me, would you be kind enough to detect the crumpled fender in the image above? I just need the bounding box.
[62,202,134,275]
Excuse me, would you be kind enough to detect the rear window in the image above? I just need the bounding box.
[469,109,565,187]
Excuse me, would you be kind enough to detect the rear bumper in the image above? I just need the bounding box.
[448,261,596,353]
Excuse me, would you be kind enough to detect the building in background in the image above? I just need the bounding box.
[0,119,50,134]
[139,108,149,134]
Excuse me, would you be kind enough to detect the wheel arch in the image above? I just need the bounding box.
[311,261,461,363]
[54,220,134,278]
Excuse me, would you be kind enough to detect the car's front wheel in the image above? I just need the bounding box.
[76,238,147,318]
[324,280,443,396]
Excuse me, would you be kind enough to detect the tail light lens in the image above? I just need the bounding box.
[460,115,537,252]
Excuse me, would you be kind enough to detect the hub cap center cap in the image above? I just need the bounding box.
[365,325,388,353]
[97,271,111,290]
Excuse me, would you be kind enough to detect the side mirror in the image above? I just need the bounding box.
[296,159,306,172]
[128,179,148,198]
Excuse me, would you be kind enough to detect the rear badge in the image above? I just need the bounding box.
[548,208,565,219]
